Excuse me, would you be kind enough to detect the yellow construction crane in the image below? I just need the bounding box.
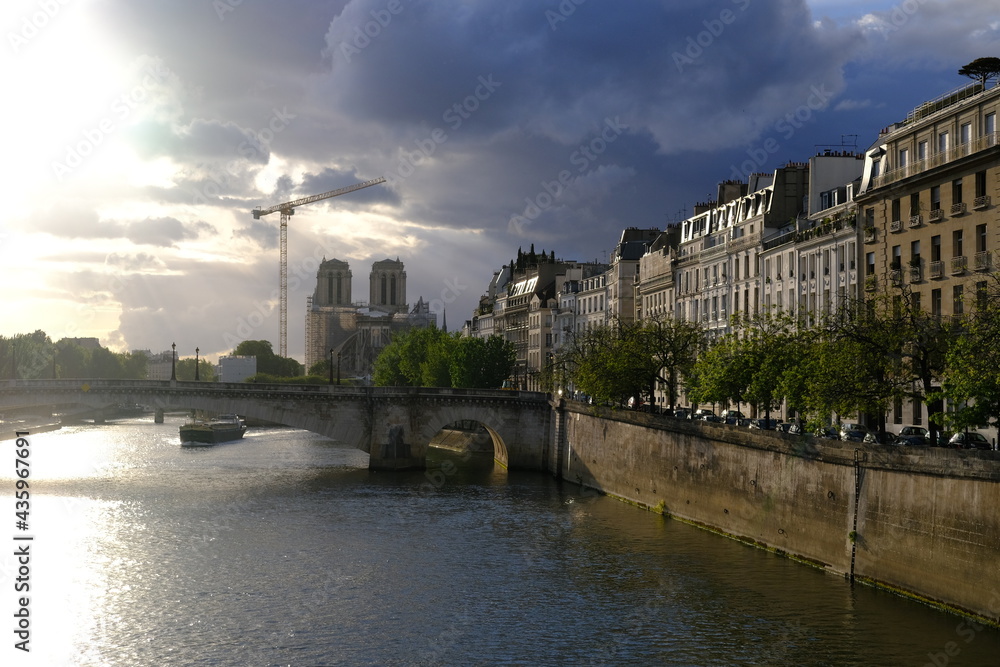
[252,176,386,357]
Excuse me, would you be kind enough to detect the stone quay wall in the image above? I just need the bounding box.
[554,400,1000,624]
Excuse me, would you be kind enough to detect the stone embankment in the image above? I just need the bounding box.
[553,400,1000,625]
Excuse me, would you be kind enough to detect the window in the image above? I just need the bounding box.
[866,252,875,276]
[938,131,949,153]
[930,185,940,211]
[327,275,334,305]
[918,140,928,161]
[865,208,875,226]
[954,284,964,316]
[892,198,901,222]
[911,291,921,312]
[987,112,996,136]
[911,240,921,265]
[899,147,909,168]
[892,245,902,269]
[952,178,963,205]
[872,159,881,179]
[931,288,942,317]
[960,122,972,145]
[977,281,988,310]
[953,229,964,257]
[977,224,987,253]
[894,397,903,425]
[976,171,987,198]
[913,398,922,425]
[930,235,941,262]
[910,193,920,217]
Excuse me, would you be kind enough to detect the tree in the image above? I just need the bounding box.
[449,335,516,389]
[641,315,705,410]
[176,358,216,382]
[373,326,457,387]
[939,274,1000,432]
[820,285,953,438]
[958,57,1000,88]
[232,340,302,377]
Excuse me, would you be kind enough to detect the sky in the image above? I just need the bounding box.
[1,0,998,364]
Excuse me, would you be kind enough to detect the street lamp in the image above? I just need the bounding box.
[337,352,341,386]
[195,347,200,381]
[329,348,334,385]
[170,342,176,381]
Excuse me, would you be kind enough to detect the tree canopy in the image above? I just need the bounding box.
[232,340,302,377]
[958,57,1000,88]
[373,328,515,389]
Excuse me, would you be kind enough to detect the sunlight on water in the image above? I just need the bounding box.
[1,420,998,666]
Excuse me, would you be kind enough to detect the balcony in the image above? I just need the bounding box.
[974,251,991,271]
[928,209,944,223]
[951,202,967,216]
[889,219,903,233]
[929,261,944,280]
[974,195,991,210]
[870,131,999,190]
[908,214,923,227]
[909,264,922,282]
[864,227,877,243]
[951,256,968,275]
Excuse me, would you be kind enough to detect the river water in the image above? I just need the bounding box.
[2,417,999,666]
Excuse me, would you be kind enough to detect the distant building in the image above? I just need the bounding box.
[304,257,435,378]
[217,355,257,383]
[145,349,175,380]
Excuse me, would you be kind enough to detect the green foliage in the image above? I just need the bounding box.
[373,328,515,389]
[939,276,1000,431]
[175,358,216,382]
[0,332,150,380]
[449,335,516,389]
[561,317,701,407]
[232,340,303,377]
[958,57,1000,87]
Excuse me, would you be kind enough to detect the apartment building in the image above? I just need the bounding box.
[760,151,864,326]
[675,164,809,337]
[855,80,1000,431]
[856,81,999,316]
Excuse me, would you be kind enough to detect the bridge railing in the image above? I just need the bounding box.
[2,379,549,402]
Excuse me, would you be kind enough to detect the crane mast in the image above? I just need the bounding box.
[252,176,386,358]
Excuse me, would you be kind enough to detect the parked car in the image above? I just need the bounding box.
[840,429,869,442]
[721,410,745,425]
[775,422,793,433]
[947,431,993,450]
[839,423,871,440]
[813,426,840,440]
[672,408,690,421]
[749,418,780,430]
[864,431,897,445]
[692,408,716,421]
[895,433,930,446]
[898,425,928,438]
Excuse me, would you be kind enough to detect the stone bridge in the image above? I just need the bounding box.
[0,379,554,470]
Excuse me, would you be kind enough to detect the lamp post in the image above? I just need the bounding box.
[329,348,334,385]
[337,352,341,386]
[195,347,200,381]
[170,342,176,381]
